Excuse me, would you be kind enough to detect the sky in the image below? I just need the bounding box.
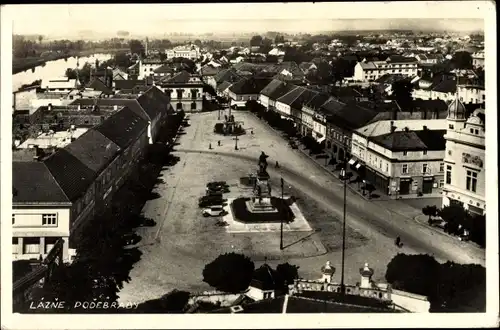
[6,2,488,37]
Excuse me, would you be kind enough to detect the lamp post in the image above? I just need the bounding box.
[280,177,284,250]
[340,135,348,295]
[234,135,238,150]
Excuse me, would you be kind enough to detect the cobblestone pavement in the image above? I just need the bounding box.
[117,111,485,304]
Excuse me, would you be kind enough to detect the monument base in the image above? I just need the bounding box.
[246,197,278,214]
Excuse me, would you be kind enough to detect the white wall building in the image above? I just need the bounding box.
[41,77,78,93]
[166,45,201,60]
[353,57,418,82]
[457,85,485,104]
[442,98,486,215]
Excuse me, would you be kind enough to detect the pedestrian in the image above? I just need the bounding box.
[209,142,212,149]
[251,130,254,135]
[275,161,280,168]
[395,236,401,247]
[218,140,221,146]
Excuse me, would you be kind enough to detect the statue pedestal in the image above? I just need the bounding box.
[246,197,278,214]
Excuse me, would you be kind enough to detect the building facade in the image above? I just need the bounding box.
[457,84,485,104]
[472,51,485,68]
[353,56,418,82]
[166,45,201,60]
[442,98,486,215]
[159,71,204,112]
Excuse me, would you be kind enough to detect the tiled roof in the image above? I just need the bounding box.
[359,62,377,69]
[13,162,70,204]
[94,107,149,149]
[64,129,121,174]
[153,64,175,74]
[115,80,145,91]
[43,149,96,201]
[228,78,272,95]
[320,98,345,116]
[214,68,242,84]
[136,86,172,120]
[431,79,457,93]
[304,93,330,110]
[290,88,319,110]
[329,102,378,130]
[370,129,446,151]
[87,78,113,95]
[70,98,148,121]
[267,82,297,100]
[200,65,222,76]
[276,86,305,106]
[260,79,285,97]
[163,70,191,84]
[387,55,417,63]
[216,81,232,92]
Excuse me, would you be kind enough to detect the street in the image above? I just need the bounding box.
[117,110,485,304]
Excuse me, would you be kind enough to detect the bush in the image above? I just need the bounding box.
[202,252,255,293]
[135,290,190,313]
[214,123,224,134]
[422,205,439,223]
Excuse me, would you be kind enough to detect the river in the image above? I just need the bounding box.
[13,53,113,92]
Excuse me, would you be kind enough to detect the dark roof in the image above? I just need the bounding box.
[267,82,297,100]
[276,86,305,105]
[136,86,172,120]
[87,78,113,95]
[200,65,222,76]
[163,70,191,84]
[114,80,145,91]
[320,98,345,116]
[413,99,448,112]
[217,81,232,92]
[43,149,96,201]
[432,78,457,93]
[153,64,175,74]
[94,107,149,149]
[214,68,242,84]
[70,98,148,121]
[370,129,446,151]
[211,295,398,314]
[290,88,319,110]
[13,162,70,204]
[304,93,330,110]
[260,79,285,97]
[329,102,378,130]
[228,78,271,95]
[64,129,121,173]
[387,55,417,63]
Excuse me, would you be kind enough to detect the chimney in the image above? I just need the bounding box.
[423,125,428,130]
[47,103,53,111]
[404,127,409,132]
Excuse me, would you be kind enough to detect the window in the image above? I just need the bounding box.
[42,214,57,226]
[176,89,183,99]
[439,179,445,187]
[385,163,389,172]
[403,151,408,156]
[423,150,427,155]
[379,160,382,169]
[191,102,196,110]
[439,163,444,172]
[449,124,454,129]
[176,102,183,110]
[422,163,428,174]
[470,128,474,134]
[402,164,408,174]
[466,170,478,193]
[475,129,479,134]
[446,165,452,184]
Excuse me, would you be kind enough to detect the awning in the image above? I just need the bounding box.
[348,158,356,165]
[317,136,326,144]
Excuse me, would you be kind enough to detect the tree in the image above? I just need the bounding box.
[451,51,473,69]
[13,260,33,282]
[275,263,300,292]
[65,68,78,80]
[422,205,439,223]
[391,79,414,111]
[202,252,255,293]
[274,34,285,44]
[385,253,440,297]
[194,39,202,47]
[38,35,43,44]
[135,290,190,313]
[439,204,468,235]
[129,39,145,57]
[250,35,263,47]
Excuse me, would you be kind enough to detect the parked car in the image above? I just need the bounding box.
[206,185,230,193]
[208,181,227,186]
[202,206,227,217]
[199,196,227,208]
[121,233,141,246]
[206,190,224,197]
[140,218,157,227]
[289,141,298,149]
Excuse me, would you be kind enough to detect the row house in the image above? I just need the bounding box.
[352,119,447,197]
[471,51,485,68]
[457,84,485,104]
[442,97,485,215]
[158,71,204,112]
[277,87,319,129]
[300,93,330,139]
[210,68,243,91]
[353,56,418,82]
[415,53,444,65]
[153,64,176,82]
[363,128,446,197]
[259,79,296,112]
[412,74,457,101]
[227,78,272,108]
[70,86,172,144]
[12,106,149,262]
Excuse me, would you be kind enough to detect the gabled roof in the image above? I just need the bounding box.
[93,107,149,149]
[115,79,145,91]
[359,62,378,69]
[328,102,378,130]
[200,65,222,76]
[268,82,297,100]
[214,68,242,84]
[87,78,113,95]
[431,78,457,93]
[136,86,173,120]
[290,88,319,110]
[369,129,446,151]
[276,86,305,106]
[70,98,148,121]
[304,93,330,110]
[216,81,232,92]
[64,129,121,174]
[387,55,417,63]
[153,64,175,74]
[228,78,271,95]
[320,98,345,116]
[260,79,285,97]
[13,162,70,204]
[43,149,96,201]
[163,70,191,84]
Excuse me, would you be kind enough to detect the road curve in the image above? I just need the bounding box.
[174,147,485,267]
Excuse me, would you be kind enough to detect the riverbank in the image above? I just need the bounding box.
[13,48,128,74]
